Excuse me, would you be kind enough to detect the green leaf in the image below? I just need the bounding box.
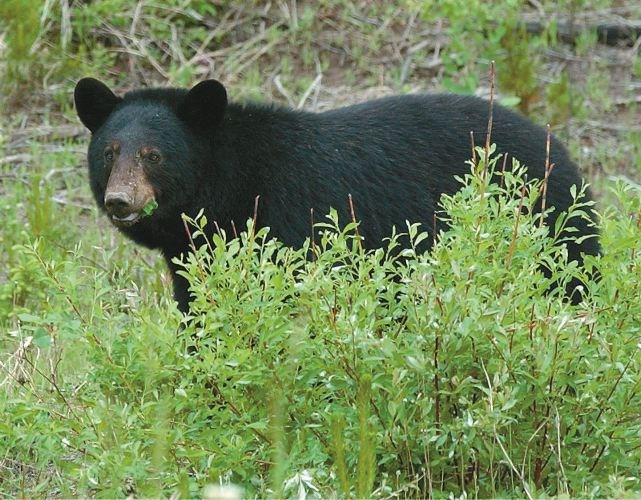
[32,327,52,348]
[142,199,159,217]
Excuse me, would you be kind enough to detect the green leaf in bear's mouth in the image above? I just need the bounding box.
[142,200,159,217]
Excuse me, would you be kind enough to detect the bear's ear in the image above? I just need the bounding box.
[74,78,121,133]
[178,80,228,131]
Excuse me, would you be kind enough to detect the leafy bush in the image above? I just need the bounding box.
[2,142,640,497]
[173,150,640,497]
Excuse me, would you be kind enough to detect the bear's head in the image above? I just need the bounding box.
[74,78,227,233]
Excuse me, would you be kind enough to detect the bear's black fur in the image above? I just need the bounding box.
[75,78,600,311]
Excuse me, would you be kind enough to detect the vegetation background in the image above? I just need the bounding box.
[1,0,640,497]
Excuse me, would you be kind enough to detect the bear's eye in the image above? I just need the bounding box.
[146,151,161,163]
[104,149,114,162]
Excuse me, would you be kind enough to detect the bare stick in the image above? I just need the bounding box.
[539,125,555,228]
[182,216,197,253]
[483,61,496,181]
[348,193,362,252]
[432,212,438,248]
[470,130,476,166]
[310,207,316,259]
[251,195,260,239]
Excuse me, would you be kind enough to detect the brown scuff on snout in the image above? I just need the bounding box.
[104,151,156,228]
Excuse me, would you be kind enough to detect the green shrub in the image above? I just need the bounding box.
[172,150,640,497]
[2,149,640,497]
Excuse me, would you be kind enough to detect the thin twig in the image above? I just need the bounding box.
[347,193,362,252]
[483,61,496,183]
[539,125,555,228]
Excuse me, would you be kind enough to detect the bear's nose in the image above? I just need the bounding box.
[104,191,134,214]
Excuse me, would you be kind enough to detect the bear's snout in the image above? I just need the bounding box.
[105,191,134,215]
[105,188,143,226]
[102,157,157,228]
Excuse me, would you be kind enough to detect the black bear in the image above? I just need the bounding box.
[74,78,599,311]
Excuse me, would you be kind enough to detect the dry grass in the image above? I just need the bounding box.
[1,1,638,158]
